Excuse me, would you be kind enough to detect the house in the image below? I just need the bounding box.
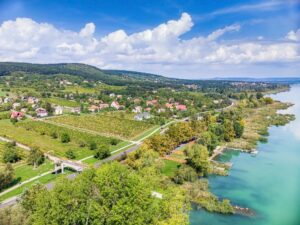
[165,103,173,109]
[109,93,116,98]
[132,106,142,113]
[54,106,63,115]
[4,97,12,104]
[12,102,21,110]
[117,95,122,99]
[134,112,151,121]
[28,97,39,104]
[10,111,24,120]
[157,108,166,113]
[176,104,187,111]
[36,108,48,117]
[99,103,109,110]
[133,98,141,104]
[88,105,99,112]
[145,107,151,112]
[111,101,120,109]
[146,100,158,106]
[71,107,81,114]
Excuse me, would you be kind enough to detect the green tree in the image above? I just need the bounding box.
[61,133,70,143]
[27,147,44,168]
[65,149,76,159]
[94,145,111,159]
[233,121,244,138]
[2,142,21,163]
[223,119,235,142]
[89,141,97,150]
[173,165,198,184]
[185,144,211,176]
[20,163,189,224]
[0,163,14,190]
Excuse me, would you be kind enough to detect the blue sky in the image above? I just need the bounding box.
[0,0,299,78]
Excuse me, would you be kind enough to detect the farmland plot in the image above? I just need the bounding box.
[48,113,155,139]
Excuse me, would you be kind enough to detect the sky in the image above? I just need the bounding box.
[0,0,299,79]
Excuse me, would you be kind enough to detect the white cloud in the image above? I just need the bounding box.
[0,13,299,78]
[286,29,300,41]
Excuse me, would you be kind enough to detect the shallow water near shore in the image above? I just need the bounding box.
[190,85,300,225]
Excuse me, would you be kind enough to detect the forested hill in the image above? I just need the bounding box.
[0,62,286,92]
[0,62,175,86]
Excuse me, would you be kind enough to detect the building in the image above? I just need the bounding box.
[71,107,81,114]
[146,99,158,106]
[111,101,120,109]
[176,105,187,111]
[10,111,24,120]
[132,106,142,113]
[12,102,21,110]
[27,97,39,104]
[88,105,99,112]
[36,108,48,117]
[165,103,173,109]
[99,103,109,110]
[54,106,63,115]
[109,93,116,98]
[134,112,151,121]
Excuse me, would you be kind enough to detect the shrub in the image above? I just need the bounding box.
[61,133,70,143]
[89,141,97,150]
[65,149,76,159]
[94,145,111,159]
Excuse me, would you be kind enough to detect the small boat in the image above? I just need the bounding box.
[251,150,258,156]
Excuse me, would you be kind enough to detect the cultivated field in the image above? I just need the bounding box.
[47,112,155,139]
[0,119,126,159]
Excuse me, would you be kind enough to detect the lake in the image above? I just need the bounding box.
[190,85,300,225]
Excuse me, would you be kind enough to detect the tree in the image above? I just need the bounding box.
[185,144,211,176]
[0,163,14,190]
[223,119,235,142]
[27,147,44,168]
[65,149,76,159]
[20,163,189,224]
[2,142,21,163]
[173,165,198,184]
[233,120,244,138]
[50,132,58,139]
[61,133,70,143]
[94,145,111,159]
[256,92,263,99]
[89,141,97,150]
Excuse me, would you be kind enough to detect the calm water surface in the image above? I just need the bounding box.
[190,85,300,225]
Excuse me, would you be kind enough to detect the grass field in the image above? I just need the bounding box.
[0,171,71,202]
[43,97,81,107]
[47,113,155,140]
[161,160,181,177]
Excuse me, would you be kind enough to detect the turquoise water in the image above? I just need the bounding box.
[190,85,300,225]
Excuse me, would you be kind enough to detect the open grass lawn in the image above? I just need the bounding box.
[0,171,72,202]
[64,84,125,94]
[0,89,7,97]
[14,160,53,182]
[43,97,81,107]
[161,160,181,177]
[47,113,155,140]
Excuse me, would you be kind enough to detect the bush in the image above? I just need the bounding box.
[173,165,198,184]
[61,133,70,143]
[89,141,97,150]
[94,145,111,159]
[65,149,76,159]
[51,132,58,139]
[110,138,118,146]
[2,143,21,163]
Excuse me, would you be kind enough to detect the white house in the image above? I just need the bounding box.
[12,102,21,110]
[36,108,48,117]
[132,106,142,113]
[54,106,63,115]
